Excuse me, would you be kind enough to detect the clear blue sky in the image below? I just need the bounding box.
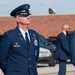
[0,0,75,16]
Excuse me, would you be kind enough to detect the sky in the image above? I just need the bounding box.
[0,0,75,16]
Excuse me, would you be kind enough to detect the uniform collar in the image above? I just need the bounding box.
[18,27,29,39]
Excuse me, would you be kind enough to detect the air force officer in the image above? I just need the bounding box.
[0,4,39,75]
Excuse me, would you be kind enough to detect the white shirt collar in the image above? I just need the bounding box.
[18,27,30,41]
[62,31,66,36]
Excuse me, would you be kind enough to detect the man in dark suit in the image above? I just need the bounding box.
[53,25,70,75]
[0,4,39,75]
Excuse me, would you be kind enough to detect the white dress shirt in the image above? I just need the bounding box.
[19,27,30,42]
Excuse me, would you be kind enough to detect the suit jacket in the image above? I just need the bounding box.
[53,32,69,60]
[0,27,39,75]
[69,30,75,66]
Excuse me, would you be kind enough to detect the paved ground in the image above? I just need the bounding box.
[37,64,75,75]
[0,64,75,75]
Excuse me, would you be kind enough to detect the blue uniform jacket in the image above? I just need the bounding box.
[53,32,69,60]
[69,30,75,66]
[0,27,39,75]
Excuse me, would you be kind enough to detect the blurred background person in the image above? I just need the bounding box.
[53,25,70,75]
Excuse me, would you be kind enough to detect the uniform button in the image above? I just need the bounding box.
[29,65,31,67]
[29,58,30,60]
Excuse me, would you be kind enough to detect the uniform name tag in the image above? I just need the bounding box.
[13,43,20,47]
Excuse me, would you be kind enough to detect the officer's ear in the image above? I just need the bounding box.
[15,15,20,23]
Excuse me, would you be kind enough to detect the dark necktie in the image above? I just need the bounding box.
[25,32,30,48]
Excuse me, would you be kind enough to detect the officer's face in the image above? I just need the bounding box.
[15,14,30,25]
